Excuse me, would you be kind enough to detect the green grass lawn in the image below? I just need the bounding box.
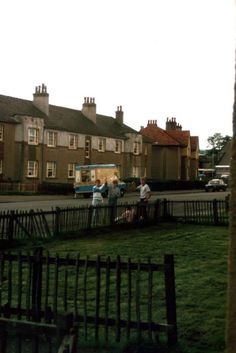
[12,223,229,353]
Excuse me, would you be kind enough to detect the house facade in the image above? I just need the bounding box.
[0,84,152,187]
[140,118,199,181]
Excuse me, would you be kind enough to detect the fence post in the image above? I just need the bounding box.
[32,247,43,322]
[56,313,74,351]
[164,254,177,346]
[54,207,61,237]
[0,329,7,353]
[87,205,93,229]
[7,211,15,241]
[162,199,168,220]
[213,199,219,225]
[154,199,161,223]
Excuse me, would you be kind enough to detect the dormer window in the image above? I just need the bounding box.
[69,134,77,149]
[47,131,57,147]
[28,128,39,145]
[133,142,140,155]
[98,138,106,152]
[115,140,121,154]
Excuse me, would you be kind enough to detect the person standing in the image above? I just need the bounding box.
[108,179,120,207]
[91,178,107,226]
[107,179,120,223]
[136,177,151,220]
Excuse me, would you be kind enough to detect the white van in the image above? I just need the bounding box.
[74,164,127,198]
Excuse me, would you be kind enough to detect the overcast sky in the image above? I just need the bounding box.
[0,0,235,149]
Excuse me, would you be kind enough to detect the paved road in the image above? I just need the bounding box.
[0,190,229,211]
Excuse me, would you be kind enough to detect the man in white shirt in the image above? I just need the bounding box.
[136,177,151,220]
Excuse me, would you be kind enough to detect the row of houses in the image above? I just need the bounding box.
[0,84,199,189]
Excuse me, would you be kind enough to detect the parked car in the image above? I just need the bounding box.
[205,179,227,192]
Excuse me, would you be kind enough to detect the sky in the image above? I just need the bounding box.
[0,0,235,149]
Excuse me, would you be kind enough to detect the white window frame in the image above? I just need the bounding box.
[47,131,57,147]
[68,134,77,149]
[27,161,38,178]
[28,128,39,145]
[85,139,90,159]
[46,162,56,178]
[132,166,140,177]
[68,163,76,178]
[133,142,140,155]
[0,125,3,141]
[98,138,106,152]
[115,140,121,154]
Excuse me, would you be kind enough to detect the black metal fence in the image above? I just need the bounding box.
[161,198,229,225]
[0,198,229,241]
[0,250,177,351]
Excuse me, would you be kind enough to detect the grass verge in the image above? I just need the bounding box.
[10,223,228,353]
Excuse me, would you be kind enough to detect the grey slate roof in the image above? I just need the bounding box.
[0,94,138,139]
[0,95,46,123]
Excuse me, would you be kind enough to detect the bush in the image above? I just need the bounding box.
[39,182,74,195]
[123,178,205,191]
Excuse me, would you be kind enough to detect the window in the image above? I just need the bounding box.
[0,160,2,174]
[27,161,38,178]
[98,138,106,152]
[115,140,121,153]
[46,162,56,178]
[47,131,57,147]
[68,163,76,178]
[133,142,140,155]
[132,166,140,177]
[81,169,91,182]
[28,128,39,145]
[69,134,77,149]
[85,138,90,159]
[0,125,3,141]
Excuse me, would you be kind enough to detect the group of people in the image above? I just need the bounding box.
[91,176,151,225]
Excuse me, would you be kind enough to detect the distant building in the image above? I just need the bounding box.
[0,84,152,189]
[140,118,199,181]
[215,140,231,177]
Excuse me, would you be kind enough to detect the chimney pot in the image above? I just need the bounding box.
[33,83,49,115]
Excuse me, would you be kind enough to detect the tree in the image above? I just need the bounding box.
[207,133,231,151]
[226,56,236,353]
[206,133,231,165]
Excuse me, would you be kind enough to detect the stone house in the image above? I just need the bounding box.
[0,84,152,188]
[140,118,199,181]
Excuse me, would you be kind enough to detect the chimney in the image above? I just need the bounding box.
[115,105,123,125]
[176,123,182,130]
[33,84,49,116]
[82,97,96,124]
[166,117,177,130]
[147,120,157,127]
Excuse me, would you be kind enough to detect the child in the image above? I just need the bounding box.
[115,206,135,223]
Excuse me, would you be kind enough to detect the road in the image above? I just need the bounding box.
[0,190,229,211]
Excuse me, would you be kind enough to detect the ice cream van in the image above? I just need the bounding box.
[74,164,127,198]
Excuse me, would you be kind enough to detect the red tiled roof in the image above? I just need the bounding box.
[140,125,180,146]
[166,130,190,146]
